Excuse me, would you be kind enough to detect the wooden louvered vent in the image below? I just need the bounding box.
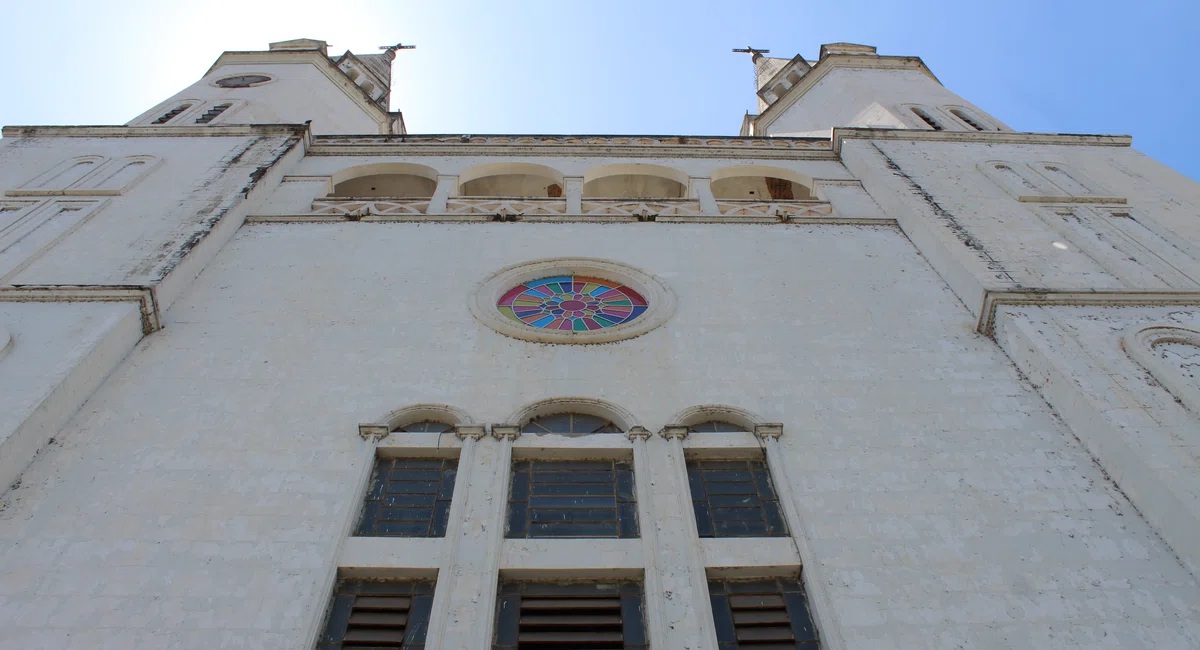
[519,594,624,648]
[709,578,819,648]
[319,580,433,650]
[495,581,648,650]
[342,593,413,647]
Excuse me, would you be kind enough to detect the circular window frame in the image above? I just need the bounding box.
[471,258,676,344]
[212,74,274,89]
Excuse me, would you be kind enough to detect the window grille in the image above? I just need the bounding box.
[522,413,622,434]
[494,581,648,650]
[195,103,232,124]
[688,459,788,537]
[319,579,435,649]
[910,107,944,131]
[356,458,457,537]
[151,104,191,124]
[709,577,819,648]
[508,460,638,538]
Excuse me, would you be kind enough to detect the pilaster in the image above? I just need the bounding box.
[688,177,720,215]
[427,174,458,214]
[426,424,518,649]
[564,176,584,214]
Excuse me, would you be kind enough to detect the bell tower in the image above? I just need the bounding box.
[127,38,406,135]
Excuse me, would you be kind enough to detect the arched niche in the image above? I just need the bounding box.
[710,165,814,201]
[666,404,764,432]
[505,397,638,433]
[1124,324,1200,414]
[330,162,439,198]
[374,403,475,432]
[582,163,688,199]
[458,162,565,198]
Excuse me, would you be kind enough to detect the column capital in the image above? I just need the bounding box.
[358,424,390,443]
[754,423,784,439]
[660,425,690,441]
[491,424,522,440]
[454,424,487,440]
[626,425,653,441]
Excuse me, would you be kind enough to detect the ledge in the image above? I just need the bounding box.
[978,289,1200,336]
[832,127,1133,154]
[1,123,312,140]
[0,284,161,334]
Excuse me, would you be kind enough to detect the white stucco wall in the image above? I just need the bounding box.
[1,221,1196,648]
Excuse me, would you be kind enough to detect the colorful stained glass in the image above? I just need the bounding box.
[497,275,648,331]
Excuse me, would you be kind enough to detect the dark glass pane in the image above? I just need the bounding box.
[688,420,745,433]
[356,458,458,538]
[688,459,788,539]
[710,594,737,644]
[522,412,622,434]
[621,594,647,647]
[510,459,637,539]
[395,420,454,433]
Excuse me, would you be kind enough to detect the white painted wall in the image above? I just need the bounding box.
[0,221,1196,647]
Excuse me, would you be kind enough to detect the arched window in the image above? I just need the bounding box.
[17,156,107,193]
[195,103,232,124]
[522,413,623,434]
[948,107,988,131]
[151,103,193,125]
[688,420,745,433]
[910,106,944,131]
[391,420,455,433]
[1037,163,1095,196]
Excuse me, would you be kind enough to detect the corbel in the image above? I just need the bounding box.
[491,424,521,440]
[754,423,784,440]
[358,424,390,442]
[660,425,689,441]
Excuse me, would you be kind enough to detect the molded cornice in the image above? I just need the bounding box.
[308,133,835,160]
[832,128,1133,154]
[1,124,312,146]
[979,289,1200,336]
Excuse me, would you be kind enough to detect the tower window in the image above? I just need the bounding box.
[949,108,988,131]
[151,104,192,124]
[195,103,232,124]
[709,577,820,648]
[355,457,457,537]
[910,107,944,131]
[318,579,435,649]
[494,581,648,650]
[688,459,788,537]
[507,459,638,538]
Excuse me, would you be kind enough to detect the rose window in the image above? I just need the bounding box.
[497,275,648,331]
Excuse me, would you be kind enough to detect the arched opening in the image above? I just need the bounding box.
[376,403,474,432]
[330,163,439,199]
[522,413,623,434]
[458,162,565,198]
[507,397,637,433]
[710,166,814,201]
[667,404,764,432]
[583,164,688,199]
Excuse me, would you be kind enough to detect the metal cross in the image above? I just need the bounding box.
[732,46,770,57]
[379,43,417,54]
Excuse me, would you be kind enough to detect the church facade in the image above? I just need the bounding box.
[1,37,1200,648]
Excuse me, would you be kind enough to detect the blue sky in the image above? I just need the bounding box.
[2,0,1196,180]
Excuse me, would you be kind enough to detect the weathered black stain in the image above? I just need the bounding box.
[872,142,1018,285]
[131,133,303,282]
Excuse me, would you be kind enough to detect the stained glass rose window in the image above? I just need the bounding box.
[497,275,648,331]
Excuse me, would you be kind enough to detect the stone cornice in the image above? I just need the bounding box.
[979,289,1200,336]
[1,124,312,144]
[755,55,940,132]
[0,284,161,334]
[307,133,835,161]
[206,50,392,129]
[832,128,1133,154]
